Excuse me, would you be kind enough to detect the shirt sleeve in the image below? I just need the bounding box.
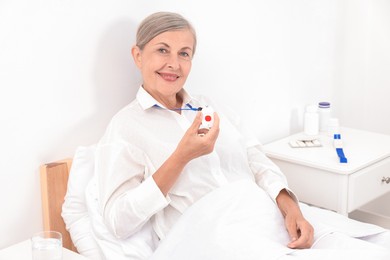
[247,144,298,203]
[216,101,299,203]
[96,141,170,239]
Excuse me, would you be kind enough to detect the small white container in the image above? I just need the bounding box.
[318,102,331,133]
[304,105,319,136]
[328,117,340,137]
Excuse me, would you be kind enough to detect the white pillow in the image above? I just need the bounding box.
[63,145,160,260]
[62,145,103,259]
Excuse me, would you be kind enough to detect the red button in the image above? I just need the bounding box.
[205,115,212,122]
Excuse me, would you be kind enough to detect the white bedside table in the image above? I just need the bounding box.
[263,127,390,216]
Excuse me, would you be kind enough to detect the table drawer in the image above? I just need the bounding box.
[272,159,349,213]
[348,157,390,211]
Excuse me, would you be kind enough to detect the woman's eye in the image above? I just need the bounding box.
[158,48,168,54]
[180,52,191,59]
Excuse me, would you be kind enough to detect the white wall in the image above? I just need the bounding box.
[336,0,390,135]
[1,0,389,249]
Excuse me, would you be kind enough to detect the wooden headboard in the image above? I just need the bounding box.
[40,159,77,252]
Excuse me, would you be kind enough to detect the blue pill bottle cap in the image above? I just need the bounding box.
[319,102,330,108]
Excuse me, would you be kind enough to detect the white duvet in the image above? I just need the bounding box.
[149,179,388,260]
[151,179,294,260]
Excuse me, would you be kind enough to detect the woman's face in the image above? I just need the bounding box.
[132,29,195,102]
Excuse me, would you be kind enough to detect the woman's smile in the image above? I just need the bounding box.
[157,72,180,82]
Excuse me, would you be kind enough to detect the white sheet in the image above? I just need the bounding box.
[150,179,388,260]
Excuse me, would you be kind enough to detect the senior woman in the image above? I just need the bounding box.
[93,12,390,260]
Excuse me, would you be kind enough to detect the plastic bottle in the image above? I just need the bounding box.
[318,102,331,133]
[328,117,340,137]
[304,105,319,135]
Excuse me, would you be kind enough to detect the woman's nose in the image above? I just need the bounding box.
[166,54,180,69]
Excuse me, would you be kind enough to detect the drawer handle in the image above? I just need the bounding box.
[382,177,390,184]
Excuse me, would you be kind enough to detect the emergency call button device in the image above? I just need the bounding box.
[200,106,214,129]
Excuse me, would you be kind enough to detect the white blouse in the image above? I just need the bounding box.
[95,86,294,241]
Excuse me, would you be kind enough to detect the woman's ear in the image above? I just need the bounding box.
[131,45,142,68]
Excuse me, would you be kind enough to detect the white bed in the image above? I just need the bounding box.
[61,146,390,260]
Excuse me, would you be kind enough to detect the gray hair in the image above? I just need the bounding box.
[136,12,197,56]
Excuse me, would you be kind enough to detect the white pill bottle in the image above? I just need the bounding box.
[318,102,331,133]
[304,105,319,136]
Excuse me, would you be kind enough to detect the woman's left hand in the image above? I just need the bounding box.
[276,189,314,249]
[284,208,314,249]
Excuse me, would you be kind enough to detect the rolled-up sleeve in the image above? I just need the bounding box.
[96,141,170,239]
[108,176,170,239]
[247,145,299,203]
[220,103,299,203]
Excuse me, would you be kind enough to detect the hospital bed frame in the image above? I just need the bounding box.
[40,159,77,252]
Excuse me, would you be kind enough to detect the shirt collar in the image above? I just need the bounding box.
[136,86,195,110]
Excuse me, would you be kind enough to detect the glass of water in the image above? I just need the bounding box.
[31,231,62,260]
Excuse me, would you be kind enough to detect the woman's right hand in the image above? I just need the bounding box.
[153,112,220,195]
[174,111,220,163]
